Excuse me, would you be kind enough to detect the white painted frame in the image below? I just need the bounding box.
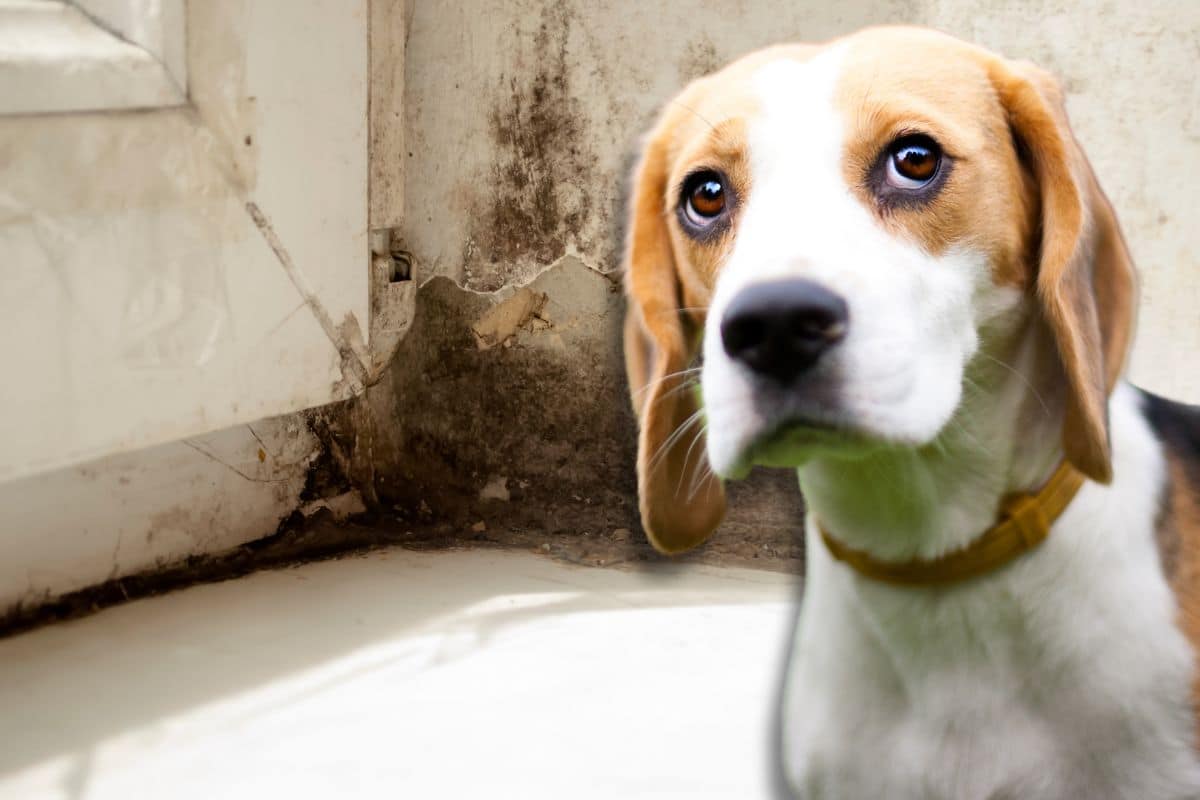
[0,0,374,611]
[0,0,187,114]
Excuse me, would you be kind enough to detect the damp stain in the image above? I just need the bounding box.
[678,34,721,83]
[466,6,597,291]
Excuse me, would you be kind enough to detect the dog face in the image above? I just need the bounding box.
[623,27,1134,553]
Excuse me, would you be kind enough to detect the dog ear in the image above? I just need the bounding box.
[623,126,726,554]
[989,59,1136,484]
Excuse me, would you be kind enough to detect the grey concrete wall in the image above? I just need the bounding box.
[370,0,1200,553]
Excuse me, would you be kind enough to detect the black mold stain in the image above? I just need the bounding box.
[678,34,721,83]
[468,6,596,290]
[0,511,404,638]
[300,413,354,506]
[378,271,635,528]
[369,267,806,561]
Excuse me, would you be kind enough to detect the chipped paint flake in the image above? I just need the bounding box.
[470,287,549,350]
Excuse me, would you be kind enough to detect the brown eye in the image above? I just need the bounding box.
[682,171,727,226]
[886,136,941,188]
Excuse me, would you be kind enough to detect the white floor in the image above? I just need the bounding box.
[0,549,801,799]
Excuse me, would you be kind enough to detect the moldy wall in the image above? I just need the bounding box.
[359,0,1200,558]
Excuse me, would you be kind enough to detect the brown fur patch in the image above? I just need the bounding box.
[1159,453,1200,747]
[833,29,1036,280]
[1145,392,1200,747]
[623,103,725,553]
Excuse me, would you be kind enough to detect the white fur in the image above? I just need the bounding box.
[693,52,1200,798]
[783,386,1200,799]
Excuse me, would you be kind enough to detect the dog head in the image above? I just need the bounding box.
[622,27,1135,553]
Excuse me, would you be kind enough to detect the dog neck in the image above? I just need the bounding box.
[798,306,1069,562]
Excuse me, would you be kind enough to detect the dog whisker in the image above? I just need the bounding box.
[632,366,703,402]
[645,407,706,474]
[678,418,711,497]
[973,351,1050,416]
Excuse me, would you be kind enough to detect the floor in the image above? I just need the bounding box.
[0,548,801,799]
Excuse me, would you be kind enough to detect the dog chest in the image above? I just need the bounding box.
[782,495,1200,799]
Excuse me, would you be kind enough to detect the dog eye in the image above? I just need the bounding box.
[682,171,727,226]
[885,136,941,188]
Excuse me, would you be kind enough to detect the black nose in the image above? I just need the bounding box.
[720,279,848,384]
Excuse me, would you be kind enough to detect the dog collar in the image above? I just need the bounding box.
[818,461,1086,587]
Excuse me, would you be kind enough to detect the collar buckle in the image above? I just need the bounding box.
[1000,493,1051,549]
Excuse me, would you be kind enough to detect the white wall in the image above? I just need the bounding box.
[0,0,376,612]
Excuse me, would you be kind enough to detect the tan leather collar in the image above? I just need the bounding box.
[818,461,1086,587]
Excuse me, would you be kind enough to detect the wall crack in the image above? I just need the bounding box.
[246,202,371,394]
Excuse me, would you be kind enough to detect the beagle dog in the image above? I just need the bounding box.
[622,26,1200,799]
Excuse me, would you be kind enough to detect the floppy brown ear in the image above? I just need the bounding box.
[623,128,725,554]
[989,59,1136,484]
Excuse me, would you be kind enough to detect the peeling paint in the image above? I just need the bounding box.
[479,475,511,502]
[470,287,548,349]
[299,490,367,521]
